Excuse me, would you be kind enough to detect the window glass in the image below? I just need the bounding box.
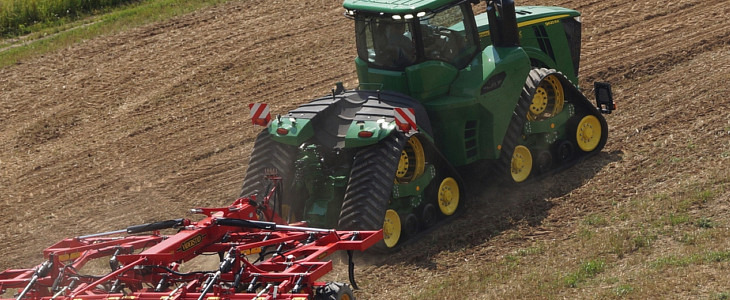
[420,5,477,68]
[356,17,417,70]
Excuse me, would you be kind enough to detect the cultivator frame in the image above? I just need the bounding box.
[0,176,381,300]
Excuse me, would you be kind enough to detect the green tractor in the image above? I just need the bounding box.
[240,0,614,250]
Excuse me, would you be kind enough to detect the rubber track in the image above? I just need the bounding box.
[338,132,405,232]
[495,69,540,181]
[239,130,298,199]
[497,68,609,183]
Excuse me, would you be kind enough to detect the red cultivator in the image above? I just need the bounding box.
[0,176,381,300]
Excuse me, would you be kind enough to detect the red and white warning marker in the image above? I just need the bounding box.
[249,103,271,126]
[394,107,417,133]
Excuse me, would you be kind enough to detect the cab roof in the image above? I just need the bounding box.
[343,0,580,20]
[343,0,456,14]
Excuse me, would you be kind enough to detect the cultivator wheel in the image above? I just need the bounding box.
[315,282,354,300]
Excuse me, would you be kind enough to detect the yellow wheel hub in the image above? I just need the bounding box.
[382,209,401,248]
[576,115,601,152]
[437,177,459,216]
[528,74,564,121]
[511,145,533,183]
[395,136,425,183]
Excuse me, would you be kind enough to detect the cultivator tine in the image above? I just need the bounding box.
[49,277,78,300]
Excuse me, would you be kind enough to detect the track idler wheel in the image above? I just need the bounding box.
[536,150,553,175]
[575,115,602,152]
[436,177,459,216]
[420,203,437,228]
[403,213,419,238]
[554,139,575,163]
[382,209,402,248]
[510,145,533,183]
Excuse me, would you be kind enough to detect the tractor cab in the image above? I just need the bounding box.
[349,2,480,71]
[345,0,487,96]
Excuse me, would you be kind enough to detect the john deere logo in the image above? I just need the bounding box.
[178,234,204,252]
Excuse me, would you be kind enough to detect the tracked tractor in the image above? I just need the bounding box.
[240,0,615,250]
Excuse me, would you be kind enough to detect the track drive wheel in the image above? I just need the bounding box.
[338,132,406,250]
[396,136,426,183]
[315,282,354,300]
[527,72,565,121]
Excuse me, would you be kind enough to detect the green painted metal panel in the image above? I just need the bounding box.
[405,60,458,101]
[355,57,410,93]
[475,6,581,83]
[268,118,314,146]
[344,120,396,147]
[423,46,530,166]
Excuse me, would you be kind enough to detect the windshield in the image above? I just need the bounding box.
[354,3,478,71]
[355,17,417,70]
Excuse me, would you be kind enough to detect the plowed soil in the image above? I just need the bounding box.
[1,0,729,298]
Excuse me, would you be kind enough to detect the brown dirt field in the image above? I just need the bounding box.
[1,0,729,298]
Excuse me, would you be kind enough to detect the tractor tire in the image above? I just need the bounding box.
[338,132,406,250]
[315,282,355,300]
[239,130,298,215]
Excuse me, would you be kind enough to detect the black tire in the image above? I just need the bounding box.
[338,132,405,249]
[315,282,355,300]
[239,130,298,218]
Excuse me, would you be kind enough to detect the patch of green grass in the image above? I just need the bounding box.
[563,259,606,288]
[0,0,229,67]
[515,243,545,257]
[651,250,730,269]
[712,291,730,300]
[0,0,138,37]
[584,213,608,226]
[607,229,656,258]
[613,284,635,297]
[666,213,690,226]
[696,217,714,228]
